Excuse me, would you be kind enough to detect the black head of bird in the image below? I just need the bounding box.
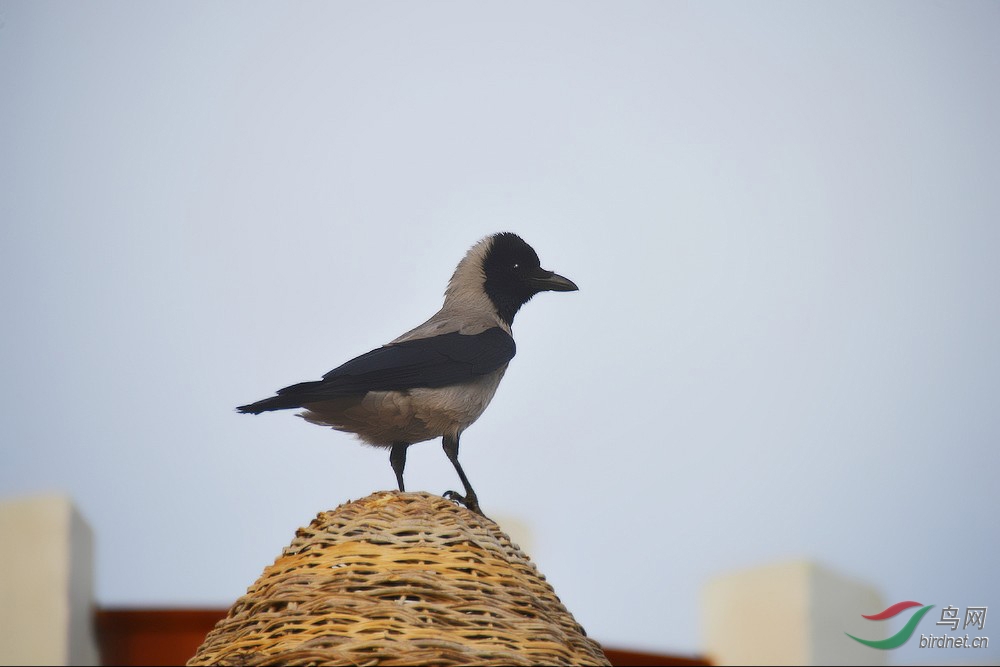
[237,232,578,515]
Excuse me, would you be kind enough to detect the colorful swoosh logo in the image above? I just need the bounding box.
[846,602,934,649]
[862,600,924,620]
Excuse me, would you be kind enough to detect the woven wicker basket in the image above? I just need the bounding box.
[188,491,609,666]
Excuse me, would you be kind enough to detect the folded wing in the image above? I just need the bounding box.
[237,327,516,414]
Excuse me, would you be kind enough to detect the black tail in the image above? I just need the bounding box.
[236,396,297,414]
[236,380,327,414]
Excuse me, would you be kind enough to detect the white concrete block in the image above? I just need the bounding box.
[0,494,99,666]
[702,560,885,666]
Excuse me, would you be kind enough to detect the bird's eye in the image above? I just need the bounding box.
[513,263,520,270]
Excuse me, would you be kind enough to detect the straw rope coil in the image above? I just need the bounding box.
[188,491,609,666]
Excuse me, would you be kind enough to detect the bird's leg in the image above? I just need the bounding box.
[390,442,409,492]
[441,434,484,516]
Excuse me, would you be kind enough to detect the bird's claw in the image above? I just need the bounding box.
[443,490,484,516]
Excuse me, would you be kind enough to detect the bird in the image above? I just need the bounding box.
[237,232,578,515]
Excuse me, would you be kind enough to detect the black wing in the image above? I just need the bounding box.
[237,327,515,413]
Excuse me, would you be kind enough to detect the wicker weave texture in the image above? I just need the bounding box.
[188,491,609,666]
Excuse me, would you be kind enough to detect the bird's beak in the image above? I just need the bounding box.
[531,268,579,292]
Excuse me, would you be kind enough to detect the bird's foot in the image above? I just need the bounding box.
[443,490,485,517]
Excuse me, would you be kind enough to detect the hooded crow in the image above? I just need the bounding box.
[237,232,577,515]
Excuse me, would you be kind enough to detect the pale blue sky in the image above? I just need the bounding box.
[2,2,998,662]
